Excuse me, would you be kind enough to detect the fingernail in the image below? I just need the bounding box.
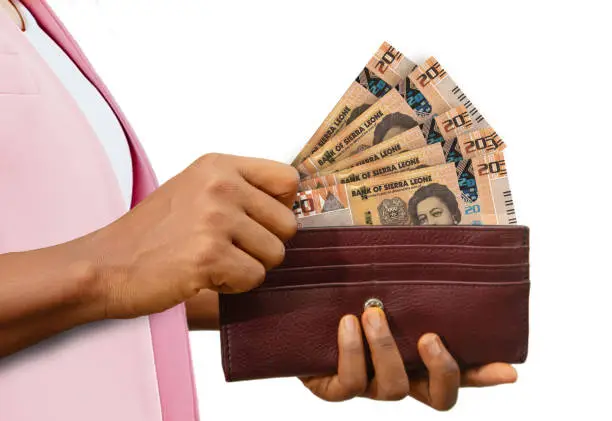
[343,316,356,333]
[426,335,442,356]
[366,307,384,330]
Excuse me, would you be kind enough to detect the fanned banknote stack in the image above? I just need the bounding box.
[290,42,515,228]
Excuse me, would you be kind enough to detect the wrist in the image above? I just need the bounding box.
[0,238,108,357]
[54,234,112,325]
[65,256,108,324]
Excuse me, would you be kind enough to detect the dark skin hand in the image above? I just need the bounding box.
[300,309,517,408]
[1,1,516,409]
[186,293,518,409]
[0,154,298,356]
[0,142,516,409]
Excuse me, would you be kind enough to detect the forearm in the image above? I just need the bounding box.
[185,289,219,330]
[0,240,103,357]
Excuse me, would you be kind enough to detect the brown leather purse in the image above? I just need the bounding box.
[219,225,530,382]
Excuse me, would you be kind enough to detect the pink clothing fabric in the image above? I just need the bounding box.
[0,1,199,420]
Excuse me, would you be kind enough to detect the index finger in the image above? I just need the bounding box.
[232,155,300,208]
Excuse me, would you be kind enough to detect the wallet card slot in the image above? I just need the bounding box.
[250,279,529,294]
[220,280,530,381]
[260,262,528,290]
[286,225,529,249]
[280,244,528,268]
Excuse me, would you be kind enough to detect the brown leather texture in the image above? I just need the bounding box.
[220,225,530,382]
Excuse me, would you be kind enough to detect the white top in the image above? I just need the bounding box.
[14,0,133,207]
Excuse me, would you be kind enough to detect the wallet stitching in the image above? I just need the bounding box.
[285,245,528,252]
[519,274,530,362]
[227,323,232,380]
[290,226,526,240]
[282,247,528,265]
[220,298,233,380]
[251,280,530,294]
[271,263,528,272]
[268,263,529,276]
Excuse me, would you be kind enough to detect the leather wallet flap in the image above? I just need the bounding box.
[220,225,530,382]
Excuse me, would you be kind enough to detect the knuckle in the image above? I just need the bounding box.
[378,381,410,401]
[196,235,225,267]
[370,331,396,352]
[192,237,228,290]
[342,336,363,356]
[279,209,298,240]
[202,206,231,229]
[266,239,286,268]
[205,174,241,197]
[246,260,266,287]
[340,376,367,397]
[437,357,460,379]
[277,167,300,192]
[195,152,224,168]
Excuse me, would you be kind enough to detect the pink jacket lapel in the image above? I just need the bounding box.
[20,0,158,207]
[2,2,199,420]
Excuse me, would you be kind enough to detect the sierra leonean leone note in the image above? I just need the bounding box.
[431,105,505,161]
[292,163,464,228]
[409,57,506,159]
[410,56,480,119]
[290,42,417,167]
[318,126,427,175]
[396,72,447,124]
[457,151,516,225]
[294,150,516,227]
[398,107,516,225]
[393,56,456,124]
[296,89,420,177]
[298,143,446,191]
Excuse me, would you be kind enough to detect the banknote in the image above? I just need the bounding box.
[292,163,464,228]
[298,143,446,191]
[431,105,506,160]
[294,149,515,227]
[409,57,506,159]
[456,128,505,158]
[457,151,516,225]
[318,125,427,175]
[409,57,481,119]
[290,42,417,167]
[396,73,446,124]
[423,105,505,163]
[296,89,420,177]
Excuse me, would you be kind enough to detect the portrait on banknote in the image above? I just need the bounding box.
[372,112,418,145]
[407,182,461,225]
[345,103,372,126]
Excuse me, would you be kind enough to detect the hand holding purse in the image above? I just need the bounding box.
[219,225,530,382]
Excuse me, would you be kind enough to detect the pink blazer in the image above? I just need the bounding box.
[0,2,199,420]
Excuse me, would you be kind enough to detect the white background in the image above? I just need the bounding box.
[48,0,611,419]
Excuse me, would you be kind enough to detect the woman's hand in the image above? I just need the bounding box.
[0,153,299,356]
[299,307,517,410]
[82,153,299,320]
